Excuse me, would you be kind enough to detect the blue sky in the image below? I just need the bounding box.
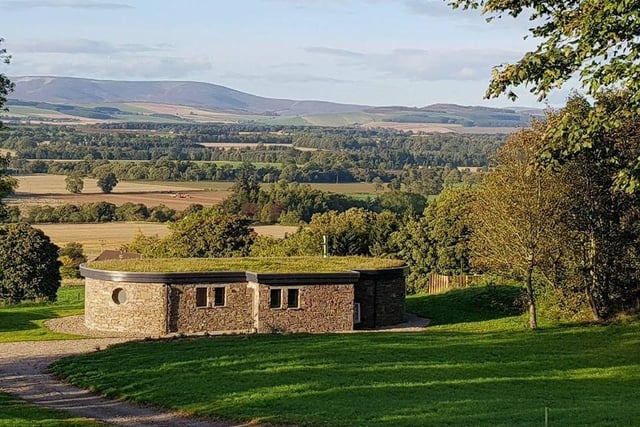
[0,0,572,107]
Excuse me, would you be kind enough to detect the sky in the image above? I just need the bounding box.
[0,0,574,108]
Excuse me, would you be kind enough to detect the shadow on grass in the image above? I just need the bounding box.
[406,285,524,326]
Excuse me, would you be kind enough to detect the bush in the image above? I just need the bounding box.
[58,242,87,279]
[0,223,61,302]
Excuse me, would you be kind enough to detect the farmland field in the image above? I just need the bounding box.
[8,175,229,210]
[35,223,171,258]
[36,223,298,258]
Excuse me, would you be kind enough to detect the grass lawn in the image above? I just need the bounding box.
[52,284,640,426]
[0,392,101,426]
[89,256,405,273]
[0,285,85,343]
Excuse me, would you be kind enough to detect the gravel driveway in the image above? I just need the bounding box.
[0,336,257,427]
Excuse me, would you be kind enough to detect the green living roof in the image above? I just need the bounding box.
[88,256,406,274]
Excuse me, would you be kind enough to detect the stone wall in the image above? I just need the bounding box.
[167,283,254,334]
[84,278,167,336]
[252,282,354,333]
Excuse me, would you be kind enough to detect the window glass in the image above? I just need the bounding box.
[214,287,225,307]
[270,288,282,308]
[287,288,299,308]
[195,287,208,307]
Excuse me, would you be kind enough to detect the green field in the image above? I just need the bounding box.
[0,285,85,343]
[51,285,640,427]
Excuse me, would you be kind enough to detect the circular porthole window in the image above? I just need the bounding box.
[112,288,127,305]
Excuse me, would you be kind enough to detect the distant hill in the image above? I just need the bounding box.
[9,76,368,116]
[5,76,542,130]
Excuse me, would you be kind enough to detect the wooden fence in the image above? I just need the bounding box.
[426,273,482,294]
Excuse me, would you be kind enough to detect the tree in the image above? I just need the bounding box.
[450,0,640,190]
[0,156,17,222]
[96,171,118,194]
[0,223,61,303]
[471,125,567,328]
[59,242,87,279]
[0,38,14,130]
[545,96,640,320]
[65,173,84,194]
[162,207,256,258]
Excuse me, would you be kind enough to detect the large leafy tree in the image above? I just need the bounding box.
[450,0,640,190]
[472,124,567,328]
[0,223,61,302]
[163,207,256,258]
[546,95,640,320]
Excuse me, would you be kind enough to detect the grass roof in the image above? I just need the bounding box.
[88,256,406,274]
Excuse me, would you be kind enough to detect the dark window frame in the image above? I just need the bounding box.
[195,287,208,308]
[270,288,282,309]
[287,288,300,309]
[213,286,226,307]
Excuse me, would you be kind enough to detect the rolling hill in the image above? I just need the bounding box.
[4,76,542,130]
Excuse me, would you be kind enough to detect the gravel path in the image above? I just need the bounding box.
[0,338,258,427]
[1,315,427,426]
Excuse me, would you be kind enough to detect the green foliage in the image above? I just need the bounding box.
[52,319,640,427]
[124,207,256,258]
[450,1,640,190]
[64,173,84,194]
[58,242,87,279]
[0,223,61,303]
[0,284,84,342]
[95,170,118,194]
[393,186,475,292]
[0,39,13,129]
[250,233,320,257]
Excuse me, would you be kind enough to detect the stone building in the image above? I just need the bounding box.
[80,265,406,336]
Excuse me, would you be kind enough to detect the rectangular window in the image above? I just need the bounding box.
[195,287,208,308]
[270,288,282,308]
[214,287,225,307]
[287,288,300,308]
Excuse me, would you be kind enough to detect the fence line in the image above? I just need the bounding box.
[426,273,482,294]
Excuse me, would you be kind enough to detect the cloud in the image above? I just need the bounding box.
[0,0,132,10]
[304,47,364,58]
[14,39,168,55]
[10,55,211,80]
[221,71,352,84]
[305,45,522,81]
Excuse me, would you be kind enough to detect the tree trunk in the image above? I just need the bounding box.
[526,262,538,329]
[586,235,604,321]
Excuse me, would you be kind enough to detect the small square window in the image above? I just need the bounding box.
[287,288,299,308]
[214,287,225,307]
[270,288,282,308]
[195,287,208,308]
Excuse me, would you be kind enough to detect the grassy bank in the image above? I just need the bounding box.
[52,285,640,426]
[89,256,406,273]
[0,285,84,343]
[0,393,100,426]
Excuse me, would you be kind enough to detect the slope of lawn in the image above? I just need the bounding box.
[52,284,640,427]
[0,285,85,343]
[0,392,101,426]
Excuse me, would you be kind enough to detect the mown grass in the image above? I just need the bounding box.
[0,285,85,343]
[0,393,101,426]
[89,256,406,273]
[52,284,640,426]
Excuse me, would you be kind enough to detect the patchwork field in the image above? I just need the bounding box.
[36,223,298,258]
[8,175,229,210]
